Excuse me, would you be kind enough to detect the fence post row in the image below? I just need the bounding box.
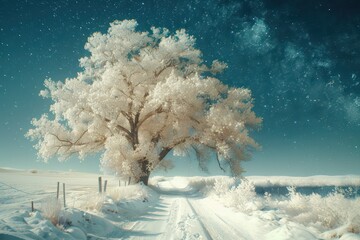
[98,176,102,193]
[104,180,108,193]
[56,182,60,199]
[63,183,66,208]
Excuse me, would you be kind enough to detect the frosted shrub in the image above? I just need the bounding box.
[276,188,360,233]
[109,184,158,203]
[109,185,146,201]
[187,178,212,193]
[80,194,106,212]
[280,186,310,216]
[319,192,360,231]
[223,179,261,213]
[40,197,62,225]
[213,177,235,196]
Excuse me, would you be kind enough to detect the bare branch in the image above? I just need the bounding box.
[189,116,200,124]
[201,144,226,173]
[154,58,176,77]
[104,117,131,136]
[158,136,193,162]
[49,133,72,145]
[73,130,88,145]
[117,88,131,98]
[120,111,131,121]
[49,132,106,158]
[159,147,171,161]
[137,106,164,130]
[166,136,189,149]
[215,152,226,172]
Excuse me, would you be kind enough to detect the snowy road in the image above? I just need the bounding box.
[121,196,265,240]
[119,180,272,240]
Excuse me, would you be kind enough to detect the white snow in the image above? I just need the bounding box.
[0,168,359,240]
[247,175,360,187]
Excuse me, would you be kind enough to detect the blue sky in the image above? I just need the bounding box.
[0,0,359,176]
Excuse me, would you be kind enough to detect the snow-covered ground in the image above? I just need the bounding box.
[0,168,359,240]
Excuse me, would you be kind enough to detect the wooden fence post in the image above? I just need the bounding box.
[63,183,66,208]
[56,182,60,199]
[128,177,131,185]
[98,177,102,193]
[104,180,108,193]
[31,201,34,212]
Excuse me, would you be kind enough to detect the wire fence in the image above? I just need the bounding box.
[0,181,35,195]
[0,176,132,212]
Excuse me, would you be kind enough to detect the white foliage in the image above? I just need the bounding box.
[27,19,261,180]
[211,177,262,213]
[208,176,360,236]
[222,179,261,213]
[213,177,235,195]
[274,188,360,232]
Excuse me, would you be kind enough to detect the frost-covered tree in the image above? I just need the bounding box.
[27,20,261,185]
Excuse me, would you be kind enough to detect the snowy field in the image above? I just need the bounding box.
[0,168,360,240]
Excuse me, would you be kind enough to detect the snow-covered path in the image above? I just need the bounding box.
[119,179,273,240]
[121,195,217,240]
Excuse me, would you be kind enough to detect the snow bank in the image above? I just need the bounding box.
[0,184,159,240]
[0,168,159,240]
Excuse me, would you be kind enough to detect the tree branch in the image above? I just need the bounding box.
[137,106,164,130]
[49,132,106,157]
[73,130,88,145]
[159,147,172,161]
[215,152,226,172]
[202,144,226,173]
[154,59,176,77]
[104,117,131,136]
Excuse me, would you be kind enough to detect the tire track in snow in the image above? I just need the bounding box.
[119,195,182,239]
[186,198,263,240]
[188,200,248,240]
[183,198,215,240]
[160,198,181,240]
[120,179,263,240]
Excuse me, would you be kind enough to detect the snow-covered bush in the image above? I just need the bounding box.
[273,187,360,234]
[210,176,360,236]
[186,177,219,194]
[211,177,262,213]
[40,197,62,225]
[213,177,235,195]
[108,184,158,202]
[223,179,262,213]
[79,194,106,212]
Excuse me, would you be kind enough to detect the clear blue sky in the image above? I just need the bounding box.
[0,0,359,176]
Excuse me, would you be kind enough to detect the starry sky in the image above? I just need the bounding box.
[0,0,359,176]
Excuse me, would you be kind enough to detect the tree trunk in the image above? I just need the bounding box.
[139,173,150,186]
[139,160,150,185]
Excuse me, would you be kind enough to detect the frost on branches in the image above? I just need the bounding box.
[26,20,262,185]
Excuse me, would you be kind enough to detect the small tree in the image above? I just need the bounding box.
[27,20,261,185]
